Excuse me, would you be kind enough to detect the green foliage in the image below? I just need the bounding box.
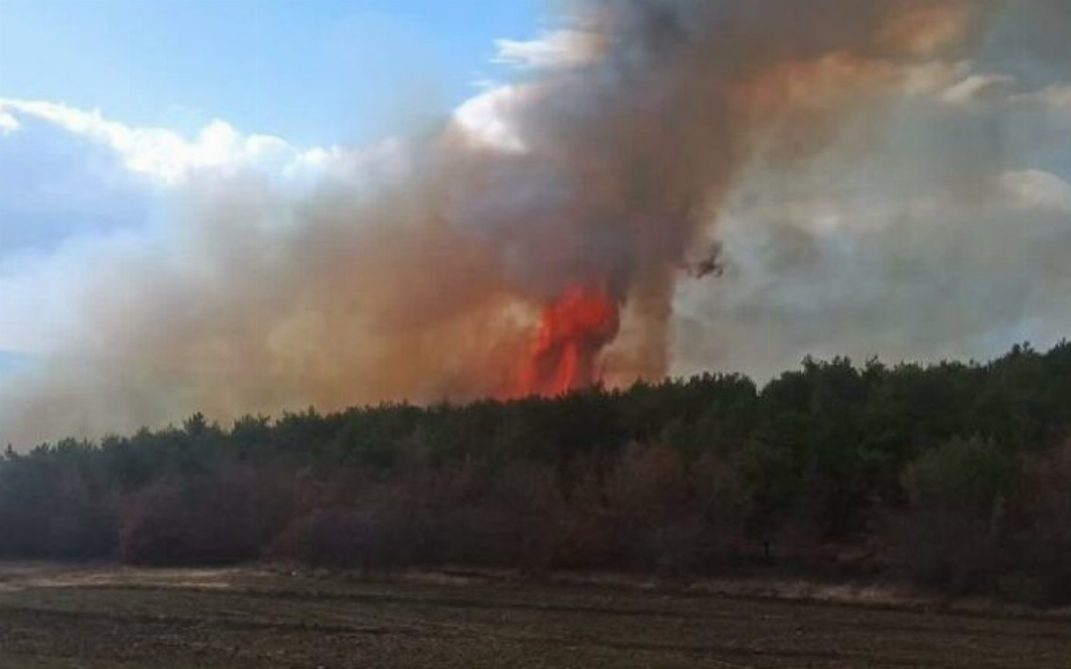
[890,437,1015,592]
[902,437,1015,514]
[0,341,1069,601]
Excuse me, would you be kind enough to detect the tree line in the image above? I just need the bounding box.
[1,341,1069,603]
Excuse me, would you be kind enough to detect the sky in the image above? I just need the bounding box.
[0,0,542,145]
[0,0,544,375]
[0,0,1069,445]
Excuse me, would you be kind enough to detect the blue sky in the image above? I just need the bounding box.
[0,0,542,146]
[0,0,554,257]
[0,0,545,378]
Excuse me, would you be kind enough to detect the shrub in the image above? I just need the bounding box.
[119,467,296,565]
[273,462,567,572]
[1000,438,1071,603]
[890,437,1015,592]
[281,503,418,571]
[46,500,116,559]
[599,444,701,571]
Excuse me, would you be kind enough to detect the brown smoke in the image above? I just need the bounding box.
[1,0,992,445]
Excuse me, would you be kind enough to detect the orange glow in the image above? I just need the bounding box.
[515,284,620,396]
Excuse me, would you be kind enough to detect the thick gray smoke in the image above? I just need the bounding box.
[672,1,1071,379]
[2,0,1069,446]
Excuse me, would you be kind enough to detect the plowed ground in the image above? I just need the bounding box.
[0,564,1068,668]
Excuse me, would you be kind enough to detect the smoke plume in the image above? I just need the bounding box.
[5,0,1066,445]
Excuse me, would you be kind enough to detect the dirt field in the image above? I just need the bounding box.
[0,564,1068,668]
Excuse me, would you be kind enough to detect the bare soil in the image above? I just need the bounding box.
[0,563,1068,668]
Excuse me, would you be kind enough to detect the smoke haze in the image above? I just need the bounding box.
[2,0,1070,446]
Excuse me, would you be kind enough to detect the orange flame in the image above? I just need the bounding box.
[515,284,620,396]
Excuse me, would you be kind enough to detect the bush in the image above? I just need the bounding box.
[691,454,753,568]
[273,462,567,572]
[46,501,116,559]
[1001,439,1071,603]
[0,461,117,559]
[280,503,418,571]
[422,462,566,570]
[598,445,701,571]
[889,437,1015,592]
[119,467,296,565]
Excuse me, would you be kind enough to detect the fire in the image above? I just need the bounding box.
[515,284,620,396]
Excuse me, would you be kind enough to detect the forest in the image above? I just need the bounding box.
[2,341,1069,604]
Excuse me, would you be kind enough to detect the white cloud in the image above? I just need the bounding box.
[0,98,342,186]
[941,72,1019,104]
[998,169,1071,212]
[939,72,1071,118]
[465,28,606,152]
[492,29,603,70]
[453,84,530,153]
[898,60,969,96]
[0,109,19,134]
[1014,83,1071,116]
